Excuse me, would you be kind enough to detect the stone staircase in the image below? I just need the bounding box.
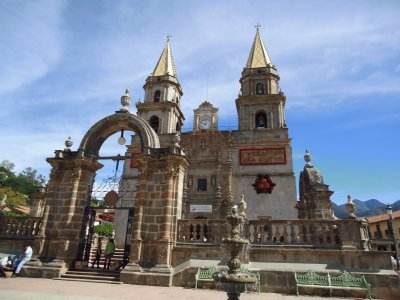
[56,269,122,284]
[55,247,125,284]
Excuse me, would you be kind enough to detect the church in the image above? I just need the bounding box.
[0,28,397,300]
[120,28,310,224]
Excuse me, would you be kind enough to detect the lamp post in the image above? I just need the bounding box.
[386,204,400,271]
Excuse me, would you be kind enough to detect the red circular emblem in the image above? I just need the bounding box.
[252,174,276,194]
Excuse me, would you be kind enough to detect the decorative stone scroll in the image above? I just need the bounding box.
[239,147,286,165]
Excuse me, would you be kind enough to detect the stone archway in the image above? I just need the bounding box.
[40,110,161,268]
[79,111,160,157]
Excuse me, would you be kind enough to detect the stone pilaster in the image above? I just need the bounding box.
[41,152,102,267]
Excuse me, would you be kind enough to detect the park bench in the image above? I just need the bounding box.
[294,270,371,299]
[195,266,218,289]
[195,266,260,294]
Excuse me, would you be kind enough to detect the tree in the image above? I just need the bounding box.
[19,167,39,184]
[0,160,15,172]
[0,161,45,207]
[93,223,114,237]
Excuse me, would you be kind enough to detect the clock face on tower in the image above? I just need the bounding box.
[200,119,211,129]
[194,102,218,131]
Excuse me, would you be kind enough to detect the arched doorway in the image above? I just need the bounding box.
[42,110,160,268]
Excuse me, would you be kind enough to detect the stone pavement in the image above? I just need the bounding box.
[0,278,374,300]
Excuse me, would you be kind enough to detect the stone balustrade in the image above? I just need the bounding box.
[248,219,341,247]
[177,219,228,243]
[177,218,367,250]
[0,216,42,238]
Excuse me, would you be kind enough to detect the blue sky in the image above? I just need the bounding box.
[0,0,399,205]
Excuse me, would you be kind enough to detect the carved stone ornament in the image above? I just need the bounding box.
[252,174,276,194]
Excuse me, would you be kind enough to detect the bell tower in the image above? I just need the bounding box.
[137,37,185,136]
[236,26,286,130]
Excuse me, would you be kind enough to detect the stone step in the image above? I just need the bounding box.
[56,268,123,285]
[65,270,120,277]
[54,277,123,285]
[61,273,120,281]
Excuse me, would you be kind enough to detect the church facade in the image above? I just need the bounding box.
[119,29,298,230]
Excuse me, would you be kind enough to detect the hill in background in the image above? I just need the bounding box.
[332,199,400,219]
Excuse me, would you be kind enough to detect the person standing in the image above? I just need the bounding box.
[12,243,33,277]
[103,237,115,270]
[91,237,103,268]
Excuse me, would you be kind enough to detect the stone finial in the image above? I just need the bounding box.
[345,195,356,219]
[238,194,247,218]
[120,89,131,111]
[231,204,238,215]
[304,149,312,166]
[65,136,73,151]
[347,195,354,204]
[173,131,181,147]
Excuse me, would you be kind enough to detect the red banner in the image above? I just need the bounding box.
[239,147,286,165]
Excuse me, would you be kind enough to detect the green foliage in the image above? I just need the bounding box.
[90,198,106,208]
[0,160,45,207]
[93,223,114,237]
[1,211,28,218]
[0,160,15,172]
[4,176,36,196]
[0,187,30,207]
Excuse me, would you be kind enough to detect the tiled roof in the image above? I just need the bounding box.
[366,210,400,223]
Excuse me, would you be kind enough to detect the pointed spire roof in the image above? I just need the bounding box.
[152,36,177,77]
[245,27,272,69]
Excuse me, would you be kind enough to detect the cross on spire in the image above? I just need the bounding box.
[166,34,172,41]
[255,23,261,31]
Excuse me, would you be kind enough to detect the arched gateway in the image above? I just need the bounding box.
[39,100,188,284]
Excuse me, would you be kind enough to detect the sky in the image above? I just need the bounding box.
[0,0,399,205]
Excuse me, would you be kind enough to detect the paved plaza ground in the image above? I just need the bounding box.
[0,277,375,300]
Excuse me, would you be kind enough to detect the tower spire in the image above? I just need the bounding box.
[152,36,177,77]
[245,25,272,69]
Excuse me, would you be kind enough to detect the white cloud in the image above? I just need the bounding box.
[0,1,66,96]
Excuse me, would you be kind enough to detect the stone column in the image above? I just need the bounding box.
[154,168,176,270]
[41,153,102,267]
[122,153,188,284]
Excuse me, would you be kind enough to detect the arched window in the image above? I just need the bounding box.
[154,90,161,102]
[255,111,267,128]
[149,116,159,133]
[176,122,181,133]
[256,83,265,95]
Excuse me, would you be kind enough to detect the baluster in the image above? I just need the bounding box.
[262,224,268,243]
[22,219,27,236]
[279,224,284,243]
[286,224,292,243]
[294,224,300,244]
[249,224,255,243]
[304,224,311,243]
[272,224,277,243]
[265,224,271,243]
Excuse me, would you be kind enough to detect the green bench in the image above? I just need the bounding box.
[195,266,260,294]
[294,270,371,299]
[195,266,218,289]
